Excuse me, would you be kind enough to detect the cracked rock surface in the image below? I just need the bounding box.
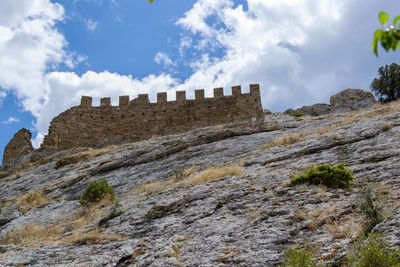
[1,102,400,266]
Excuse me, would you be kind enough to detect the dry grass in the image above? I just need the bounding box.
[310,205,338,219]
[0,224,65,245]
[133,165,244,198]
[16,191,50,213]
[262,131,314,149]
[373,103,385,109]
[0,224,128,246]
[306,220,319,230]
[69,198,114,229]
[55,145,118,169]
[182,166,243,185]
[0,199,114,246]
[136,179,176,197]
[381,121,393,131]
[294,209,308,221]
[325,218,360,239]
[66,228,128,245]
[328,133,343,141]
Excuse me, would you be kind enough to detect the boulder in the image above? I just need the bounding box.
[263,109,272,115]
[285,89,377,116]
[2,128,33,165]
[284,103,332,116]
[330,88,377,113]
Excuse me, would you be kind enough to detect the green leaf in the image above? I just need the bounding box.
[374,29,383,39]
[393,15,400,26]
[379,11,389,26]
[148,0,153,2]
[393,40,400,51]
[373,37,379,56]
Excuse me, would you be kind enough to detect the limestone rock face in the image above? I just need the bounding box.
[330,88,377,112]
[2,128,33,165]
[1,102,400,266]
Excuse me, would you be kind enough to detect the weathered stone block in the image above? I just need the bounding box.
[195,89,204,100]
[119,96,129,107]
[214,88,224,98]
[250,84,260,95]
[100,98,111,107]
[232,86,242,97]
[80,96,92,107]
[157,92,167,103]
[176,91,186,102]
[3,128,33,165]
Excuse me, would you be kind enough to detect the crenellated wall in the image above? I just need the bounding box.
[41,84,264,150]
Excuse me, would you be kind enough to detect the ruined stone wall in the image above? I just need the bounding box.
[41,84,263,150]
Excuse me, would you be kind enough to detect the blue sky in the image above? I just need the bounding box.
[0,0,398,163]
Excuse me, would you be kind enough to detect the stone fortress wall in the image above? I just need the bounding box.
[40,84,264,150]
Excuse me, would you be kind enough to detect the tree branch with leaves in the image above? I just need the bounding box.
[373,12,400,56]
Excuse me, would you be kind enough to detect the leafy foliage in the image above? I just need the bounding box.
[283,246,323,267]
[373,12,400,56]
[347,233,400,267]
[290,164,355,189]
[370,63,400,103]
[80,179,115,206]
[358,187,384,235]
[290,112,304,118]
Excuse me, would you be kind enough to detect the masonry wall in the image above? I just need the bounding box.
[41,84,264,150]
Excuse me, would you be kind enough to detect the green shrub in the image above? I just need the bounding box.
[359,187,384,235]
[283,246,323,267]
[80,179,115,206]
[370,63,400,103]
[290,164,354,189]
[347,233,400,267]
[290,112,304,118]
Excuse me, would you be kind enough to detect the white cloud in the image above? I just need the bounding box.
[174,0,348,108]
[0,0,398,150]
[0,0,67,113]
[154,52,176,66]
[2,117,20,124]
[85,18,98,31]
[174,0,397,110]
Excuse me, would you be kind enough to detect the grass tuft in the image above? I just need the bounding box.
[182,166,243,185]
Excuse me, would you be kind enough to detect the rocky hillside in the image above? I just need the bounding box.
[1,100,400,266]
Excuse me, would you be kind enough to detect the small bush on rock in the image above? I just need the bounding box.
[283,246,323,267]
[290,164,354,189]
[290,112,304,118]
[80,179,115,206]
[359,187,384,235]
[347,233,400,267]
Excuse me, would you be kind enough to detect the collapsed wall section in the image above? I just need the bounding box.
[41,84,263,150]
